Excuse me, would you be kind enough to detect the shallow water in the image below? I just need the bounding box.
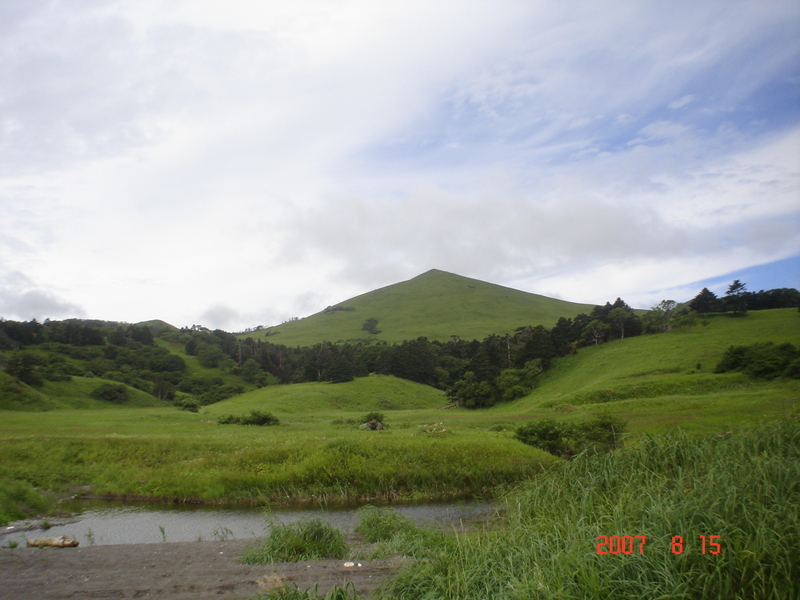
[1,499,498,547]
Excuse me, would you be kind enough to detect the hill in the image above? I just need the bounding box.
[202,374,446,418]
[491,308,800,433]
[242,269,595,346]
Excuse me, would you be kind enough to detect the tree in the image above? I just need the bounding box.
[240,358,263,384]
[608,307,632,339]
[5,351,44,386]
[690,288,720,313]
[582,320,610,345]
[446,371,495,408]
[643,300,676,333]
[196,343,224,368]
[725,280,748,316]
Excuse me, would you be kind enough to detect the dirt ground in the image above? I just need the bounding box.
[0,537,408,600]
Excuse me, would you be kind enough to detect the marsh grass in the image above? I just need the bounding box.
[253,583,360,600]
[0,479,51,524]
[241,518,349,563]
[0,426,551,517]
[380,418,800,599]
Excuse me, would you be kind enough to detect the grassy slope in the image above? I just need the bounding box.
[489,308,800,433]
[202,374,446,417]
[242,269,596,346]
[0,339,254,411]
[0,372,166,411]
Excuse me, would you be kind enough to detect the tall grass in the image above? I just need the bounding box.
[253,583,360,600]
[240,518,349,563]
[355,505,450,560]
[379,418,800,599]
[0,430,551,517]
[0,479,52,524]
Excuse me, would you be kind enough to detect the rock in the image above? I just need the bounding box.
[27,536,79,548]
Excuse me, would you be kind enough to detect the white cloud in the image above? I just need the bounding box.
[0,0,797,330]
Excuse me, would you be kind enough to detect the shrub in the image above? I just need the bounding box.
[515,414,627,457]
[361,412,385,425]
[715,342,799,379]
[240,518,348,563]
[514,419,569,456]
[217,410,280,426]
[90,382,129,403]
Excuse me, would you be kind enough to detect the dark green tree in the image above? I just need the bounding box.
[690,287,721,313]
[725,280,748,316]
[5,351,44,386]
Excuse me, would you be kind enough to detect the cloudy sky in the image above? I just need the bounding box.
[1,1,798,331]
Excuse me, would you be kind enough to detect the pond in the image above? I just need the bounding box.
[1,499,499,547]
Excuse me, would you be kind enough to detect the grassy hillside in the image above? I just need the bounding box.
[202,374,446,417]
[0,372,167,411]
[489,308,800,433]
[242,269,595,346]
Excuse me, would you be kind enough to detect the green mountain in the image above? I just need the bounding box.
[243,269,596,345]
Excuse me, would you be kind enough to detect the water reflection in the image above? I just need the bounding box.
[2,499,498,547]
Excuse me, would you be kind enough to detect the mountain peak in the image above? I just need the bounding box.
[243,271,595,345]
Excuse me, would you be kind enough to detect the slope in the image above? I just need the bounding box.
[243,269,595,346]
[491,308,800,433]
[201,374,446,418]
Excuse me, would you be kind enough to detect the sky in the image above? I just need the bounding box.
[1,0,799,332]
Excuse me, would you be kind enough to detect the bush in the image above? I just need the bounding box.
[361,412,385,425]
[515,414,627,457]
[217,410,280,426]
[90,382,128,403]
[715,342,800,379]
[240,518,348,563]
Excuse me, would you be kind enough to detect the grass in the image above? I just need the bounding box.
[0,407,553,516]
[241,517,349,563]
[378,417,800,600]
[242,269,595,345]
[201,374,447,416]
[253,584,360,600]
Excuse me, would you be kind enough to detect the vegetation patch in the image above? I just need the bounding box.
[0,479,52,525]
[240,518,348,563]
[217,410,280,426]
[381,418,800,600]
[514,414,627,457]
[715,341,800,379]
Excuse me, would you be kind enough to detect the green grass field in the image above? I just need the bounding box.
[241,269,596,345]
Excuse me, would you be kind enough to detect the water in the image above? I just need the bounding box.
[1,499,498,547]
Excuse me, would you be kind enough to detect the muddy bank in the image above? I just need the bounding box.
[0,538,407,600]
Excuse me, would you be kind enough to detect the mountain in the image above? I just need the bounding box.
[242,269,596,345]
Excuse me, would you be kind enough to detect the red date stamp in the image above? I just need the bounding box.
[596,535,721,555]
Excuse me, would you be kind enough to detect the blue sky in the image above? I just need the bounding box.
[1,1,798,330]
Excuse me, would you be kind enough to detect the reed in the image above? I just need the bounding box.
[240,518,349,563]
[380,418,800,599]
